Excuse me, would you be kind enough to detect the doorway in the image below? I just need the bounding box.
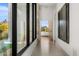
[40,20,49,37]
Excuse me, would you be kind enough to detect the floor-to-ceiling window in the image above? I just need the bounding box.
[0,3,12,56]
[17,3,27,53]
[12,3,31,56]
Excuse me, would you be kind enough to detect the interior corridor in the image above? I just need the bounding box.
[1,3,79,56]
[31,37,68,56]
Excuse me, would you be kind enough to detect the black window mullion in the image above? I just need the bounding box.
[27,3,30,46]
[12,3,17,56]
[35,3,37,39]
[32,3,35,42]
[34,3,35,39]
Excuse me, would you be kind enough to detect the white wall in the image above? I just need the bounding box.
[70,3,79,56]
[55,3,79,56]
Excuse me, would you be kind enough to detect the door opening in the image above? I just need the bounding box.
[40,20,49,37]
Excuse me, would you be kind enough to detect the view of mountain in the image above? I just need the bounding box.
[41,26,48,32]
[40,20,48,32]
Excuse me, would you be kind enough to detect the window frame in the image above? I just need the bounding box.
[12,3,37,56]
[12,3,30,56]
[32,3,37,42]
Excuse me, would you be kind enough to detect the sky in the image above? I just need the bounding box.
[40,20,48,27]
[0,3,8,22]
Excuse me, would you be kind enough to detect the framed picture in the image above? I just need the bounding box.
[58,3,69,43]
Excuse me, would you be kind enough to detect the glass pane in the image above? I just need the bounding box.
[0,3,12,56]
[30,4,32,43]
[17,3,27,53]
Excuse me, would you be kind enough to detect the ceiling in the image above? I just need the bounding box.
[38,3,56,7]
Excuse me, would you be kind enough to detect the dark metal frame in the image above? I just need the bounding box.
[32,3,35,42]
[26,3,30,47]
[32,3,37,42]
[66,3,69,43]
[12,3,17,56]
[35,3,37,39]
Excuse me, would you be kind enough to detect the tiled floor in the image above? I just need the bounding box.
[31,37,68,56]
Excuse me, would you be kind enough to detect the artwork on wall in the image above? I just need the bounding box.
[58,3,69,43]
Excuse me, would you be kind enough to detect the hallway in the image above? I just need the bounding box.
[1,3,79,56]
[32,37,68,56]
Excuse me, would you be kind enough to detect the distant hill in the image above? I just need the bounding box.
[41,26,48,32]
[0,19,7,24]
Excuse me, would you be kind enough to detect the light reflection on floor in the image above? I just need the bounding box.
[40,37,49,56]
[32,37,68,56]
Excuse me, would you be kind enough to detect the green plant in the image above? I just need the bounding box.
[0,33,2,40]
[2,32,8,39]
